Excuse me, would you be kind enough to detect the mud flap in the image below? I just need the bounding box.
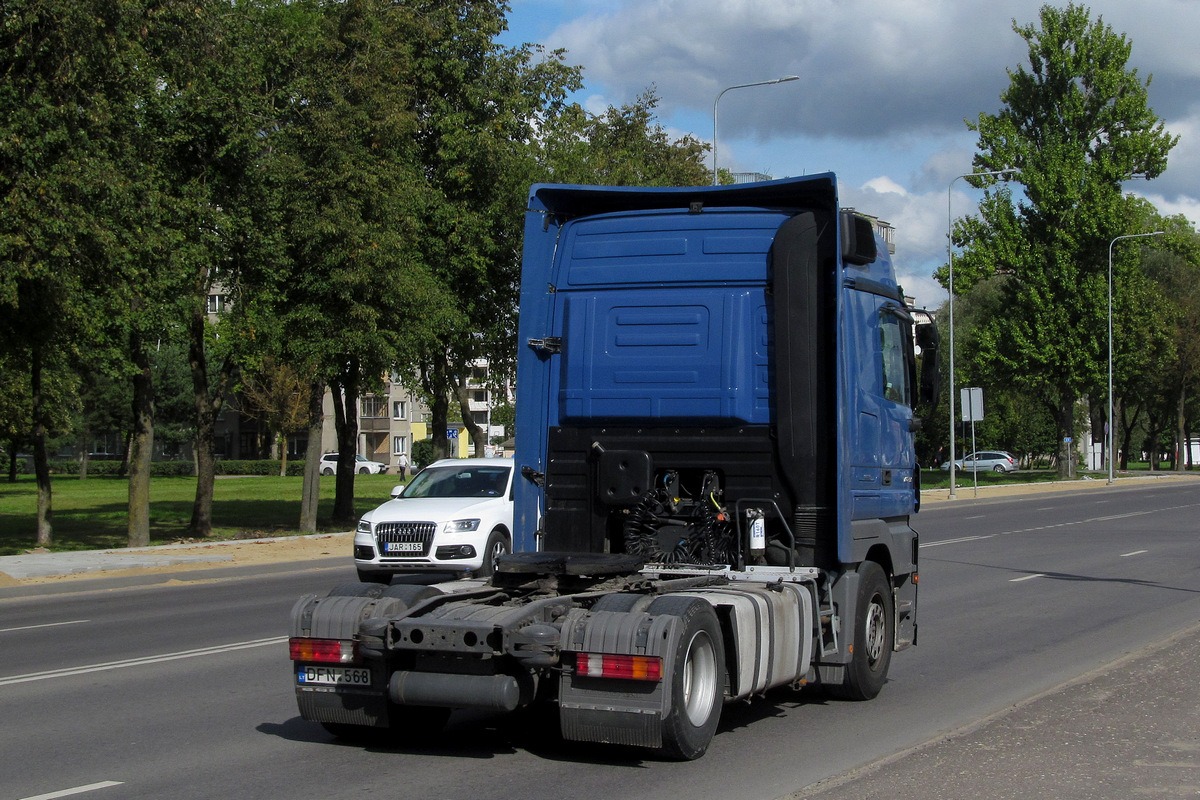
[557,608,679,749]
[290,594,409,728]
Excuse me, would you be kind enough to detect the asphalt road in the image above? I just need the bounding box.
[2,479,1198,800]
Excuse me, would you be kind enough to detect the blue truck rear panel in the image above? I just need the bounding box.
[514,174,916,569]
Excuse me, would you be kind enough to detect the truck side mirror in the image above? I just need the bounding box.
[915,322,940,408]
[840,212,878,266]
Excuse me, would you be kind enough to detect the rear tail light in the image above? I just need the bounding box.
[574,652,663,681]
[289,638,356,664]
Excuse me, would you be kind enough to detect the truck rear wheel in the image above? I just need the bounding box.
[834,561,893,701]
[647,596,725,760]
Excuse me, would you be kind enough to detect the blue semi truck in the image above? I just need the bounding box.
[288,174,939,760]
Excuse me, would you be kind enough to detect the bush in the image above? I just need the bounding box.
[45,459,308,477]
[51,459,195,477]
[215,459,306,476]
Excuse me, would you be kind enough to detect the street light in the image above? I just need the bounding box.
[946,169,1017,499]
[711,76,799,185]
[1108,231,1164,485]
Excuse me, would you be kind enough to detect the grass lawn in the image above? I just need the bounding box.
[0,473,405,556]
[920,462,1168,491]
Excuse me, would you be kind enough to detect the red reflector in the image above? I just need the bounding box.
[288,637,355,664]
[575,652,662,681]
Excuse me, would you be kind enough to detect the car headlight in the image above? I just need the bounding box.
[357,519,372,534]
[442,518,481,534]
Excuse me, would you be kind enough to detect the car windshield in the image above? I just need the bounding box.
[403,465,510,498]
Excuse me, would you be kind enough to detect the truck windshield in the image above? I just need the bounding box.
[403,466,510,498]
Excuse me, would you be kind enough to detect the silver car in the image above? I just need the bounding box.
[941,451,1017,473]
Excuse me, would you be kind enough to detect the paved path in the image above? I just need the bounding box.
[795,622,1200,799]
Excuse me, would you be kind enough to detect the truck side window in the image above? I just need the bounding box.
[880,312,911,406]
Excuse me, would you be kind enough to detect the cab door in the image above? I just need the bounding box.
[877,305,916,516]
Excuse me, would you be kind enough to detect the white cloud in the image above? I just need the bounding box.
[515,0,1200,308]
[862,176,908,196]
[543,0,1200,147]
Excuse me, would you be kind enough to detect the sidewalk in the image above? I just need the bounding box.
[795,622,1200,799]
[0,532,353,583]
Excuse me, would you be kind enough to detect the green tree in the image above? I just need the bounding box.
[269,0,447,525]
[397,1,581,463]
[238,358,312,476]
[0,0,154,543]
[1140,218,1200,470]
[141,0,293,538]
[948,3,1177,477]
[536,88,711,187]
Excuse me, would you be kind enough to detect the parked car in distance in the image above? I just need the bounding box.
[320,453,389,475]
[353,457,514,582]
[941,450,1017,473]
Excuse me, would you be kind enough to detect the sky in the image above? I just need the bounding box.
[497,0,1200,309]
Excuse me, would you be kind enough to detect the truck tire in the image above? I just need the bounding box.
[834,561,893,701]
[647,596,725,760]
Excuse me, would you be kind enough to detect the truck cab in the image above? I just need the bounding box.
[288,174,937,760]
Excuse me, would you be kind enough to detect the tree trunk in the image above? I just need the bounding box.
[330,368,360,526]
[30,344,53,546]
[128,327,155,548]
[456,379,487,457]
[299,380,325,534]
[188,308,219,538]
[1175,383,1187,472]
[1056,396,1075,479]
[430,392,451,459]
[79,429,91,480]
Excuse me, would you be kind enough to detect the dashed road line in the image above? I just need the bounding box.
[0,620,90,634]
[20,781,123,800]
[0,636,287,686]
[922,502,1200,549]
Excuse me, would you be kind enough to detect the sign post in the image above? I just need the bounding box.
[961,388,984,496]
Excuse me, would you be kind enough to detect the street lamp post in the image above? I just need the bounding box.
[1108,231,1164,484]
[712,76,799,185]
[946,169,1018,499]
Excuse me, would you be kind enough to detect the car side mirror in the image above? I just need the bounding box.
[390,485,405,499]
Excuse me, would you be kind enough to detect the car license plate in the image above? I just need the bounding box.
[386,541,422,553]
[297,666,372,686]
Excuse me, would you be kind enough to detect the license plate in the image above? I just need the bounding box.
[386,541,422,553]
[297,666,372,686]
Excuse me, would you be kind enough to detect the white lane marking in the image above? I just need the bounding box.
[0,636,287,686]
[1121,550,1148,557]
[964,515,986,520]
[920,535,994,548]
[0,620,90,634]
[1010,574,1045,582]
[21,781,123,800]
[1090,511,1153,522]
[921,502,1200,549]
